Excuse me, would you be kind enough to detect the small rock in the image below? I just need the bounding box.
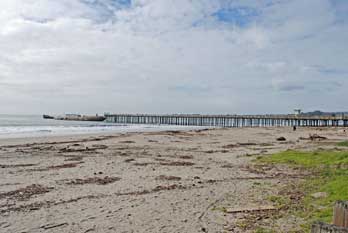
[311,192,328,199]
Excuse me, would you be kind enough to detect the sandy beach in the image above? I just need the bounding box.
[0,127,347,233]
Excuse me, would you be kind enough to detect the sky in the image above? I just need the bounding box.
[0,0,347,115]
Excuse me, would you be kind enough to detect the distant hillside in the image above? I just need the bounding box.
[302,111,348,117]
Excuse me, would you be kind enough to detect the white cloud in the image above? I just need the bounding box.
[0,0,347,114]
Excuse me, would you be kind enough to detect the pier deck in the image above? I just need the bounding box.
[105,114,348,127]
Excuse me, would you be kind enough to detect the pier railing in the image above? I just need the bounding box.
[104,114,348,127]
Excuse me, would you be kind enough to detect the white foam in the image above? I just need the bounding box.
[0,124,205,139]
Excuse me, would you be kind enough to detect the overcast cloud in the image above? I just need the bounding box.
[0,0,347,114]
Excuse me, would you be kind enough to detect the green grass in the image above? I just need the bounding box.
[254,227,276,233]
[337,140,348,147]
[300,170,348,224]
[256,150,348,231]
[257,150,348,167]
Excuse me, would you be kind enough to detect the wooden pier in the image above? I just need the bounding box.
[105,114,348,127]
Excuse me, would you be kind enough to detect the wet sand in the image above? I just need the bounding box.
[0,127,347,233]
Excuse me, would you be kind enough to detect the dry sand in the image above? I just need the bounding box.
[0,127,347,233]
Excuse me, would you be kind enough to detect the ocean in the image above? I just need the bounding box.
[0,115,200,139]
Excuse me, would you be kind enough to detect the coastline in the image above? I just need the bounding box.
[0,114,208,141]
[0,127,347,232]
[0,125,208,146]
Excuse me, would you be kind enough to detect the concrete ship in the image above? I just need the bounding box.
[43,114,106,122]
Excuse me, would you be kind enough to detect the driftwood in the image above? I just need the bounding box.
[312,201,348,232]
[226,205,277,214]
[40,222,68,230]
[334,201,348,228]
[311,222,348,233]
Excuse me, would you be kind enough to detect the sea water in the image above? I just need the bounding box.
[0,115,202,138]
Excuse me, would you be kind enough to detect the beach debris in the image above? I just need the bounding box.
[309,134,327,141]
[276,137,287,141]
[0,183,21,187]
[0,222,10,228]
[66,176,121,185]
[221,164,235,168]
[179,155,194,160]
[159,161,194,166]
[152,184,184,192]
[0,184,52,201]
[204,150,215,154]
[226,205,277,214]
[59,144,107,153]
[154,157,168,162]
[222,144,238,149]
[48,162,84,170]
[203,149,229,154]
[222,142,258,148]
[238,142,257,146]
[278,185,305,203]
[124,159,135,163]
[299,134,327,141]
[148,140,158,143]
[84,227,96,233]
[64,156,84,162]
[1,195,101,214]
[90,144,108,150]
[133,162,154,166]
[145,130,194,137]
[119,141,135,144]
[260,143,274,146]
[156,175,181,181]
[0,163,37,168]
[117,184,187,196]
[194,128,209,133]
[40,222,68,230]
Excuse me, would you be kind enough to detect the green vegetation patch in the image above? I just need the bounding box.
[257,150,348,167]
[337,140,348,147]
[257,150,348,231]
[255,228,276,233]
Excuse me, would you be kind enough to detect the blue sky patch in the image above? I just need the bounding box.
[81,0,131,7]
[318,68,348,75]
[79,0,131,23]
[212,6,259,27]
[330,0,348,23]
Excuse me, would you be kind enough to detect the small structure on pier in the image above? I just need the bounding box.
[294,109,302,115]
